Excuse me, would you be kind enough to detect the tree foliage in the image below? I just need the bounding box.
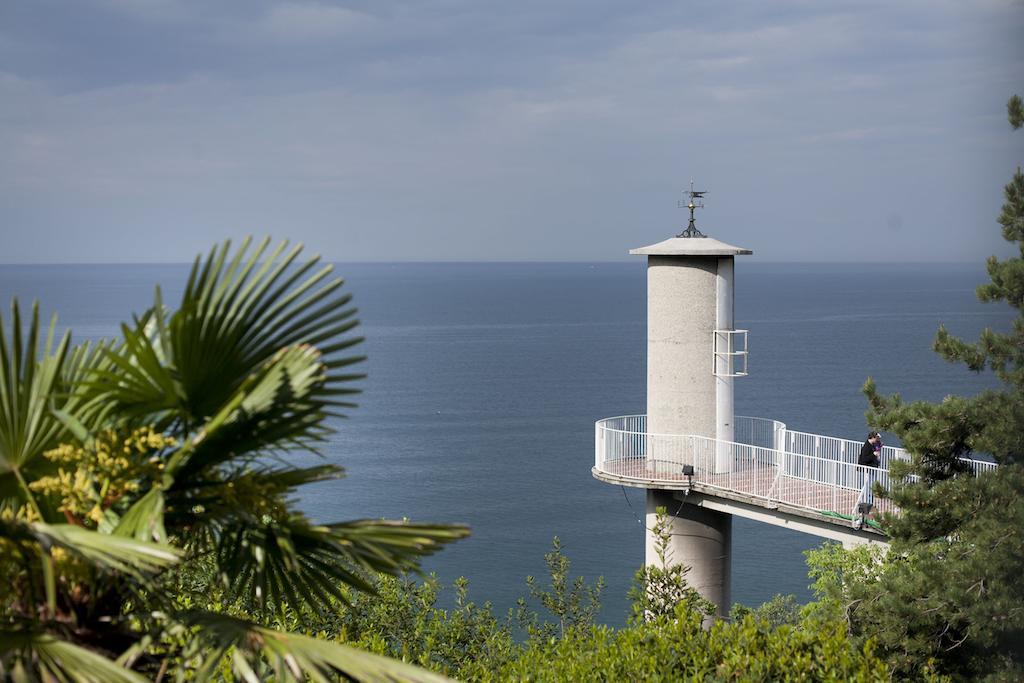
[517,537,605,640]
[326,574,517,680]
[729,593,803,629]
[490,611,889,683]
[849,95,1024,680]
[0,238,468,681]
[274,536,889,682]
[628,506,714,623]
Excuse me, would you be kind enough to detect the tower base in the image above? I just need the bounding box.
[646,489,732,618]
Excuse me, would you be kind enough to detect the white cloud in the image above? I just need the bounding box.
[0,2,1020,262]
[256,2,371,42]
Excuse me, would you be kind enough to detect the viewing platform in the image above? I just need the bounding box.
[593,415,996,545]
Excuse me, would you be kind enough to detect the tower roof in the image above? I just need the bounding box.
[630,236,753,257]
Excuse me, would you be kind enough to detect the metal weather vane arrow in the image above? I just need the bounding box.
[677,180,707,238]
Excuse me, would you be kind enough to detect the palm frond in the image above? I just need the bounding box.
[170,237,366,423]
[212,514,378,613]
[199,512,468,615]
[0,302,111,515]
[32,522,180,578]
[175,344,334,479]
[93,321,184,420]
[327,519,472,575]
[113,487,168,543]
[244,463,344,488]
[1,517,178,621]
[0,631,150,683]
[181,611,454,683]
[0,302,70,493]
[56,338,122,436]
[174,465,344,513]
[78,238,366,471]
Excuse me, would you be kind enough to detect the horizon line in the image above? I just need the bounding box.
[0,259,992,267]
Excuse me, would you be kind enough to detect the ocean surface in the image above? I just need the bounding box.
[0,261,1011,624]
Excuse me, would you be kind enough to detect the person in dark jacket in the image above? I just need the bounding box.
[859,431,882,467]
[854,431,882,528]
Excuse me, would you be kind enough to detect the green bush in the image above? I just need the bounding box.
[490,609,889,682]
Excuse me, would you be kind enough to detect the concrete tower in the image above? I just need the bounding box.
[630,187,752,615]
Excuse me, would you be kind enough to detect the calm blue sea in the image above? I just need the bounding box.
[0,261,1010,624]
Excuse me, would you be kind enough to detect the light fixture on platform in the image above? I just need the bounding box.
[682,464,695,494]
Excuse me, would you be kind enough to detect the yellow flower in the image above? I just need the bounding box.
[29,426,177,528]
[87,505,104,524]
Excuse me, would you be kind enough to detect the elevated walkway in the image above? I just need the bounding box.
[593,415,996,545]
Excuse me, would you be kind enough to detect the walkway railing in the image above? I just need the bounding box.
[594,415,996,523]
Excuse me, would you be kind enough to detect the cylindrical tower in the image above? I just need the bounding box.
[630,201,751,616]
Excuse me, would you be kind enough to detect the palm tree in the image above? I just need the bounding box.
[0,238,468,681]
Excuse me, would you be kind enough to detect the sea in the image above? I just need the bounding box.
[0,261,1011,625]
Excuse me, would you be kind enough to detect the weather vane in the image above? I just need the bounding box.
[677,180,707,238]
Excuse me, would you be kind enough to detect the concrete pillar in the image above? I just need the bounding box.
[646,490,732,617]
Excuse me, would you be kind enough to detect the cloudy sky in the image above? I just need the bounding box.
[2,1,1022,262]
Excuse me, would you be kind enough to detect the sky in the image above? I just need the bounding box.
[1,0,1022,263]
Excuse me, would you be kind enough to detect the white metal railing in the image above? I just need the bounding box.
[781,426,996,477]
[734,415,785,451]
[594,415,996,522]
